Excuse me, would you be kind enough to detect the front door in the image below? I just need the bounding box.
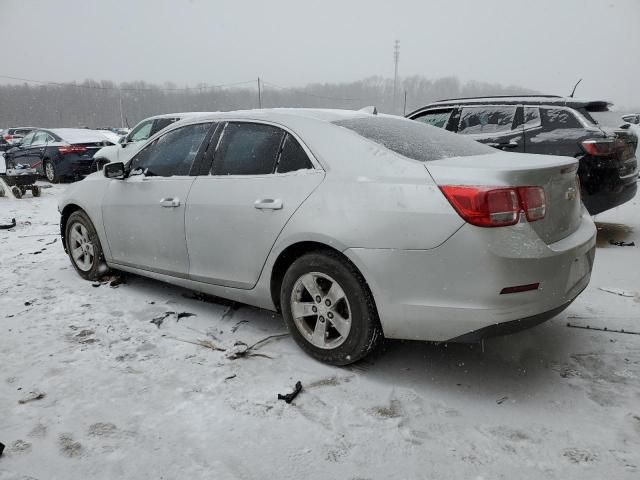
[101,122,214,277]
[186,122,324,289]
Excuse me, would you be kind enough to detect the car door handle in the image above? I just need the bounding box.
[254,198,283,210]
[160,197,181,208]
[489,141,519,150]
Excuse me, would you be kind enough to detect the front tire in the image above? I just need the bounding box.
[65,210,107,280]
[280,251,382,365]
[44,160,60,183]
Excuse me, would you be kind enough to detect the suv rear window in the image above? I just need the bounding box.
[333,116,494,162]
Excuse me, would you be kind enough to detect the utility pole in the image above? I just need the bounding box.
[393,40,400,114]
[118,88,125,129]
[403,90,407,116]
[257,77,262,109]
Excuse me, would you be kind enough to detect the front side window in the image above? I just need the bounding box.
[20,132,35,146]
[458,106,517,135]
[541,108,582,129]
[412,109,453,129]
[276,134,313,173]
[32,132,52,145]
[212,122,284,175]
[128,120,154,142]
[524,107,541,129]
[130,123,211,177]
[151,117,180,136]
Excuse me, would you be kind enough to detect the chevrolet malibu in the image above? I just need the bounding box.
[58,109,596,365]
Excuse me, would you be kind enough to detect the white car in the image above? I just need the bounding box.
[58,109,596,365]
[93,112,211,168]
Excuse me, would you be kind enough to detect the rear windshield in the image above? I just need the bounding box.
[333,116,493,162]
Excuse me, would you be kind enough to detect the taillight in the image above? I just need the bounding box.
[439,185,546,228]
[3,134,12,141]
[518,186,546,222]
[581,139,621,156]
[58,145,87,155]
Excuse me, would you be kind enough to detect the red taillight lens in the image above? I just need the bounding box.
[440,185,546,228]
[3,134,12,141]
[518,186,546,222]
[58,145,87,155]
[581,139,620,156]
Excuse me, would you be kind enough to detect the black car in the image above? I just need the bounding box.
[407,95,638,215]
[5,128,115,183]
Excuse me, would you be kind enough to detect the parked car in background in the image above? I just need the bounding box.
[58,109,595,364]
[407,96,638,215]
[622,113,640,125]
[0,127,36,151]
[92,112,210,170]
[5,128,115,182]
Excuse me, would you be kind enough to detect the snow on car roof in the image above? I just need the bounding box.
[48,128,114,144]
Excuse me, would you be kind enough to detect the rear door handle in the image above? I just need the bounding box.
[254,198,283,210]
[160,197,180,208]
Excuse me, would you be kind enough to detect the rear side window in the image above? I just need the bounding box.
[20,132,35,146]
[276,134,313,173]
[130,123,211,176]
[333,116,494,162]
[458,106,517,134]
[541,108,582,129]
[32,132,49,144]
[412,109,452,129]
[212,122,284,175]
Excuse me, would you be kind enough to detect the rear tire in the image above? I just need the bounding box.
[44,160,59,183]
[65,210,108,281]
[280,250,382,365]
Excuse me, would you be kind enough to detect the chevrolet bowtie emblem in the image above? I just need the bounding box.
[565,187,577,200]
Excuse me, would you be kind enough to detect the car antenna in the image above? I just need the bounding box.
[569,78,582,98]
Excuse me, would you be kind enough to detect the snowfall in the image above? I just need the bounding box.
[0,183,639,480]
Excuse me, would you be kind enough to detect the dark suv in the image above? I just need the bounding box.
[407,96,638,215]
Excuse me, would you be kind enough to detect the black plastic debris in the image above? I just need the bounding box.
[609,240,635,247]
[0,218,16,230]
[150,312,175,328]
[496,396,508,405]
[278,381,303,404]
[0,441,4,457]
[176,312,196,321]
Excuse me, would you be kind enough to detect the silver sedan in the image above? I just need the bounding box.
[58,109,596,364]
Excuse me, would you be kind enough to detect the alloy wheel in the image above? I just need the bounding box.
[290,272,352,349]
[68,221,95,272]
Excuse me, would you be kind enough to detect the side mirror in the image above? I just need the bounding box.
[119,136,128,146]
[104,162,125,179]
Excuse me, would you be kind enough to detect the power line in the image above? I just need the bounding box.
[0,74,256,92]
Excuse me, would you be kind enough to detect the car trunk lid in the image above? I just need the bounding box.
[426,152,583,244]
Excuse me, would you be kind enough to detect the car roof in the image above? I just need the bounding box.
[171,108,370,125]
[412,95,611,112]
[42,128,114,143]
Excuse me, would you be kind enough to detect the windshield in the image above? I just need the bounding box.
[333,115,494,162]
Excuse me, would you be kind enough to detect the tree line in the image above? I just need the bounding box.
[0,76,538,128]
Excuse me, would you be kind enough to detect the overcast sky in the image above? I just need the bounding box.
[1,0,638,107]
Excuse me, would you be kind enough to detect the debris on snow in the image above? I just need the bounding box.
[496,396,509,405]
[224,374,237,381]
[176,312,196,321]
[598,287,636,298]
[225,333,289,360]
[0,441,4,457]
[18,391,46,404]
[609,239,635,247]
[0,218,16,230]
[566,322,640,336]
[278,381,303,404]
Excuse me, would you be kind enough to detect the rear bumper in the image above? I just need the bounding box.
[55,156,96,178]
[582,177,637,215]
[344,212,596,342]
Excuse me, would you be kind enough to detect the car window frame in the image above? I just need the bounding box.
[20,131,36,146]
[274,133,314,174]
[410,108,455,130]
[539,106,586,130]
[201,119,323,177]
[127,121,217,178]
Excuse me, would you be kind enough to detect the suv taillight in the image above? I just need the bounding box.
[58,145,87,155]
[439,186,546,227]
[581,139,621,156]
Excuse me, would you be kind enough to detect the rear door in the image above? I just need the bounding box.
[102,122,215,277]
[9,131,35,166]
[186,121,324,289]
[524,107,587,156]
[24,131,50,171]
[456,105,524,152]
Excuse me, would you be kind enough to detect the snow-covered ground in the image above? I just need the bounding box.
[1,184,639,480]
